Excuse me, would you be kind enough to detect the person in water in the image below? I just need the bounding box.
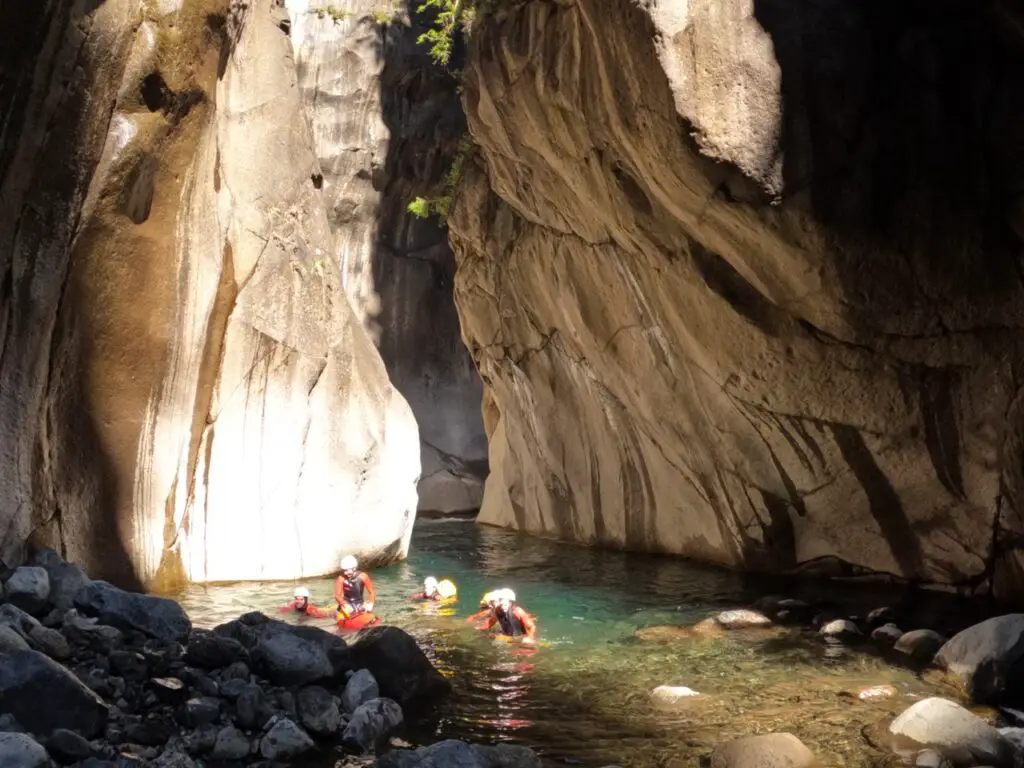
[467,590,500,623]
[411,576,457,601]
[334,555,376,616]
[479,588,538,644]
[278,587,333,618]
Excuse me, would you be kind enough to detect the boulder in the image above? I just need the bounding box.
[0,604,42,635]
[894,630,945,664]
[888,697,1014,767]
[28,626,70,661]
[868,607,897,628]
[26,550,90,613]
[342,669,380,714]
[62,612,122,653]
[151,749,196,768]
[0,650,108,738]
[218,679,247,700]
[872,623,905,648]
[714,610,772,630]
[709,733,821,768]
[297,685,341,736]
[0,624,31,654]
[108,651,147,681]
[174,698,221,729]
[935,615,1024,704]
[234,683,274,730]
[185,632,246,670]
[376,740,545,768]
[819,619,862,641]
[259,718,315,761]
[651,685,701,707]
[347,627,450,707]
[3,567,51,615]
[73,582,190,643]
[219,661,250,682]
[856,684,897,701]
[0,732,51,768]
[45,729,93,764]
[473,743,544,768]
[343,698,405,753]
[285,624,350,676]
[211,725,251,760]
[181,723,218,757]
[251,631,332,686]
[915,749,953,768]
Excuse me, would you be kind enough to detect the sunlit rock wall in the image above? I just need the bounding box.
[286,0,487,514]
[450,0,1024,597]
[0,0,420,587]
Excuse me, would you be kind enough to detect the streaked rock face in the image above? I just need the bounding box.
[285,0,487,514]
[450,0,1024,596]
[0,0,420,586]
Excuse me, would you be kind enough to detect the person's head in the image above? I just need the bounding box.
[497,588,515,611]
[340,555,358,578]
[294,586,310,605]
[423,576,439,597]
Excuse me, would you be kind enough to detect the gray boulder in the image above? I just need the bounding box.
[347,627,451,708]
[26,550,90,613]
[472,743,544,768]
[376,740,543,768]
[0,732,51,768]
[915,749,953,768]
[819,619,862,641]
[234,683,274,730]
[0,604,42,636]
[259,718,314,761]
[62,612,122,653]
[27,626,70,661]
[251,631,332,686]
[73,582,190,643]
[342,669,379,714]
[935,615,1024,704]
[45,729,93,764]
[888,697,1014,767]
[297,685,341,736]
[174,698,221,729]
[185,632,246,670]
[0,650,108,738]
[181,724,218,756]
[709,733,820,768]
[151,749,196,768]
[895,630,945,664]
[0,625,31,654]
[342,697,404,753]
[3,567,50,615]
[714,609,772,629]
[211,725,251,760]
[872,623,905,647]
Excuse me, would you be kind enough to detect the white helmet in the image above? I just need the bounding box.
[340,555,358,571]
[424,576,439,595]
[294,587,310,599]
[499,588,516,603]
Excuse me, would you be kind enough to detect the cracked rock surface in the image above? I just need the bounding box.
[450,0,1024,595]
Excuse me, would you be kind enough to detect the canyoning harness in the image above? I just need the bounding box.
[496,604,528,637]
[341,573,367,608]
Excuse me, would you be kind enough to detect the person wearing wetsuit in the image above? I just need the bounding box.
[411,576,458,602]
[467,590,500,623]
[334,555,376,615]
[480,589,537,643]
[278,587,332,618]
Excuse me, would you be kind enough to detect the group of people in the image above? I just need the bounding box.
[278,554,539,643]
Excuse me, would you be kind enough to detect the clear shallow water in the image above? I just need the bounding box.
[171,520,971,768]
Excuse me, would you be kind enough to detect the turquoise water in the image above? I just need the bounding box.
[173,520,968,767]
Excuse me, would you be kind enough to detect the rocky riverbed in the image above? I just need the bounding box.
[1,548,1023,768]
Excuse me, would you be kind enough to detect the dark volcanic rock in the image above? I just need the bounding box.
[185,632,246,670]
[74,582,190,642]
[0,650,108,738]
[347,626,450,708]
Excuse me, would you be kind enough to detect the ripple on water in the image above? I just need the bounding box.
[168,520,969,768]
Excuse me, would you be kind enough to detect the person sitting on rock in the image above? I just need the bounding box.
[335,555,376,616]
[411,576,458,602]
[479,588,538,644]
[278,586,332,618]
[467,590,501,623]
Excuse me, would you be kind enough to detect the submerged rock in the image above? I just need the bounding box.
[376,738,543,768]
[871,623,904,648]
[0,732,51,768]
[347,627,450,708]
[260,718,315,760]
[73,582,190,643]
[888,697,1013,767]
[935,615,1024,704]
[4,567,51,615]
[709,733,821,768]
[714,610,772,630]
[0,650,108,738]
[651,685,701,707]
[342,697,404,753]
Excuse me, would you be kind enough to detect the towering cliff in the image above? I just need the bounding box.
[450,0,1024,597]
[0,0,420,587]
[285,0,488,515]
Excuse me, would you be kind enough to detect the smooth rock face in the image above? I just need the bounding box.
[888,697,1013,767]
[450,0,1024,594]
[709,733,820,768]
[935,615,1024,704]
[285,0,487,514]
[0,0,419,587]
[0,650,108,738]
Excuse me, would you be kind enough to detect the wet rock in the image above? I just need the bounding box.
[342,698,404,753]
[27,550,90,613]
[185,632,246,670]
[251,631,332,686]
[73,582,190,643]
[895,630,945,664]
[109,651,148,681]
[888,697,1014,767]
[868,607,897,628]
[4,567,51,615]
[220,660,250,682]
[0,624,32,653]
[347,627,450,708]
[46,728,93,764]
[297,685,341,736]
[376,739,481,768]
[819,619,862,641]
[714,609,772,629]
[651,685,701,707]
[0,650,108,737]
[856,684,898,701]
[872,623,905,648]
[998,727,1024,752]
[0,732,51,768]
[259,718,315,760]
[174,697,221,729]
[28,625,71,661]
[473,743,544,768]
[234,683,274,730]
[212,725,251,760]
[342,669,379,714]
[774,600,815,624]
[709,733,820,768]
[915,749,953,768]
[182,724,218,756]
[935,615,1024,704]
[63,612,123,653]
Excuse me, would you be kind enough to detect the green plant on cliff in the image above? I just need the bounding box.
[408,136,470,221]
[311,5,351,22]
[415,0,474,66]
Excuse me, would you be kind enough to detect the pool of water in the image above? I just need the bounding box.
[171,520,973,768]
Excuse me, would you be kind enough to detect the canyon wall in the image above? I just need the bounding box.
[450,0,1024,597]
[0,0,420,587]
[285,0,488,515]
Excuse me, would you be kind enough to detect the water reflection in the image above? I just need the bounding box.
[169,520,977,768]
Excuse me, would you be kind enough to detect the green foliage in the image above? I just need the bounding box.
[311,5,351,22]
[406,135,472,222]
[407,197,433,219]
[415,0,467,66]
[370,8,399,25]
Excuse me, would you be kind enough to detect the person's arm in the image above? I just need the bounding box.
[277,600,297,614]
[481,614,497,630]
[517,607,538,640]
[410,592,427,601]
[465,609,487,622]
[361,573,376,610]
[334,577,344,607]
